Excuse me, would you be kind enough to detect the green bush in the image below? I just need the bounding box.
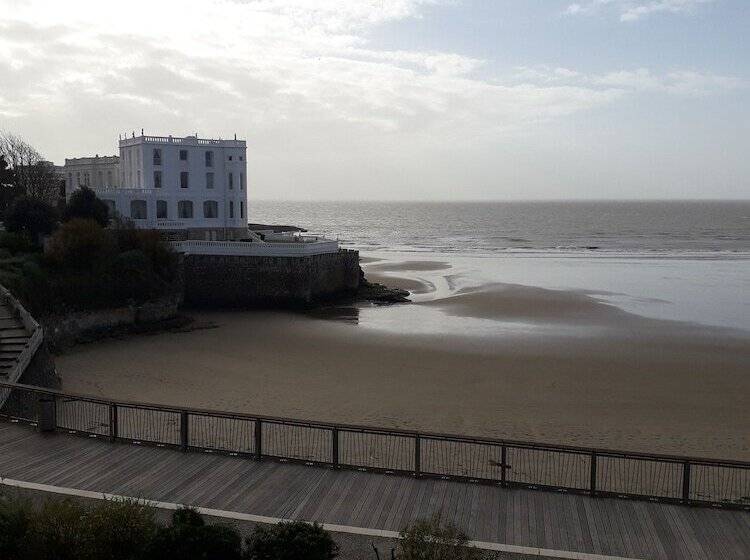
[45,219,115,270]
[397,515,486,560]
[63,187,110,227]
[146,507,243,560]
[0,231,36,255]
[0,494,34,560]
[244,521,339,560]
[3,195,58,243]
[29,498,90,560]
[84,499,158,560]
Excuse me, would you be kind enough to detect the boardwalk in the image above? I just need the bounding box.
[0,421,747,559]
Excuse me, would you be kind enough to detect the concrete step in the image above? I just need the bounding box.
[0,328,28,338]
[0,319,24,330]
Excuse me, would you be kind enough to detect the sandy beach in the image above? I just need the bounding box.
[56,258,750,461]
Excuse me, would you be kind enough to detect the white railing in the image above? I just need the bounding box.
[119,136,246,148]
[172,239,339,257]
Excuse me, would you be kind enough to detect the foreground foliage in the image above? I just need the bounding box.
[0,496,340,560]
[397,515,498,560]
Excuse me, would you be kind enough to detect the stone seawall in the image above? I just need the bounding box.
[183,249,360,307]
[42,292,183,353]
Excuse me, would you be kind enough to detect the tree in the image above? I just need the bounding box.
[64,186,110,226]
[0,132,61,206]
[4,196,59,244]
[0,154,20,215]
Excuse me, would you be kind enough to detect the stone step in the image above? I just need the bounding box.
[0,328,28,338]
[0,318,24,330]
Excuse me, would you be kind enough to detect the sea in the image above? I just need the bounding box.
[250,200,750,333]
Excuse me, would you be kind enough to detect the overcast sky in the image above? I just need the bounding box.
[0,0,747,200]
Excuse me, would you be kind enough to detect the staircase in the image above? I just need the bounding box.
[0,298,32,382]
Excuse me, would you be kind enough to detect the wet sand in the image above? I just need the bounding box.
[57,261,750,460]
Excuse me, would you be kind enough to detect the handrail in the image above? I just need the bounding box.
[0,380,747,469]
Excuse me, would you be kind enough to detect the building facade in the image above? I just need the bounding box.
[64,134,249,240]
[63,155,120,198]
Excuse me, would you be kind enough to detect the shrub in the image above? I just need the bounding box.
[83,498,158,560]
[146,507,242,560]
[397,515,485,560]
[3,195,58,243]
[29,498,89,560]
[45,219,115,269]
[0,231,36,255]
[64,187,110,227]
[244,521,339,560]
[0,494,34,560]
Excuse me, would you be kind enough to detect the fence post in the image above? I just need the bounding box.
[332,428,339,468]
[180,411,189,451]
[109,403,118,442]
[682,461,691,504]
[414,434,421,478]
[501,445,507,487]
[255,420,263,460]
[37,397,55,432]
[590,451,598,497]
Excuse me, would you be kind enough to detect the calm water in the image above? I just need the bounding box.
[250,200,750,257]
[250,201,750,332]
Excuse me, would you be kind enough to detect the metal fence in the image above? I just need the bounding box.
[1,381,748,510]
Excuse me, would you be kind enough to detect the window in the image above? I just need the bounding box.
[178,200,193,219]
[229,200,234,219]
[228,173,233,190]
[103,199,116,217]
[203,200,218,219]
[107,170,113,185]
[154,170,162,189]
[157,200,168,219]
[84,172,90,186]
[205,151,213,167]
[76,172,81,185]
[239,156,244,161]
[179,149,188,161]
[137,170,141,187]
[98,171,103,187]
[240,201,244,219]
[206,172,214,189]
[180,171,189,188]
[153,148,162,166]
[228,155,233,161]
[240,173,244,190]
[67,173,72,188]
[130,200,147,220]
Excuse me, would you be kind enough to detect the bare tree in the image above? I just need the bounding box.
[0,132,61,207]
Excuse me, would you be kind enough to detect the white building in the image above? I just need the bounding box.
[63,155,120,197]
[64,134,249,240]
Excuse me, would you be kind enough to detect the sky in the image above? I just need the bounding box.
[0,0,748,200]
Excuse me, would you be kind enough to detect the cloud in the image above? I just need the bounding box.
[564,0,715,22]
[510,65,742,97]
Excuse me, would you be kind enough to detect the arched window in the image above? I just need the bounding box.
[203,200,218,219]
[130,200,147,220]
[178,200,194,219]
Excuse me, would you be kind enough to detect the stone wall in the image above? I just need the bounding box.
[183,249,360,307]
[42,292,183,353]
[17,342,60,389]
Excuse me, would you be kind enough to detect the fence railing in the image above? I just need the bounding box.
[0,380,747,510]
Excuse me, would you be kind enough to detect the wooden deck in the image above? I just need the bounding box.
[0,421,747,559]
